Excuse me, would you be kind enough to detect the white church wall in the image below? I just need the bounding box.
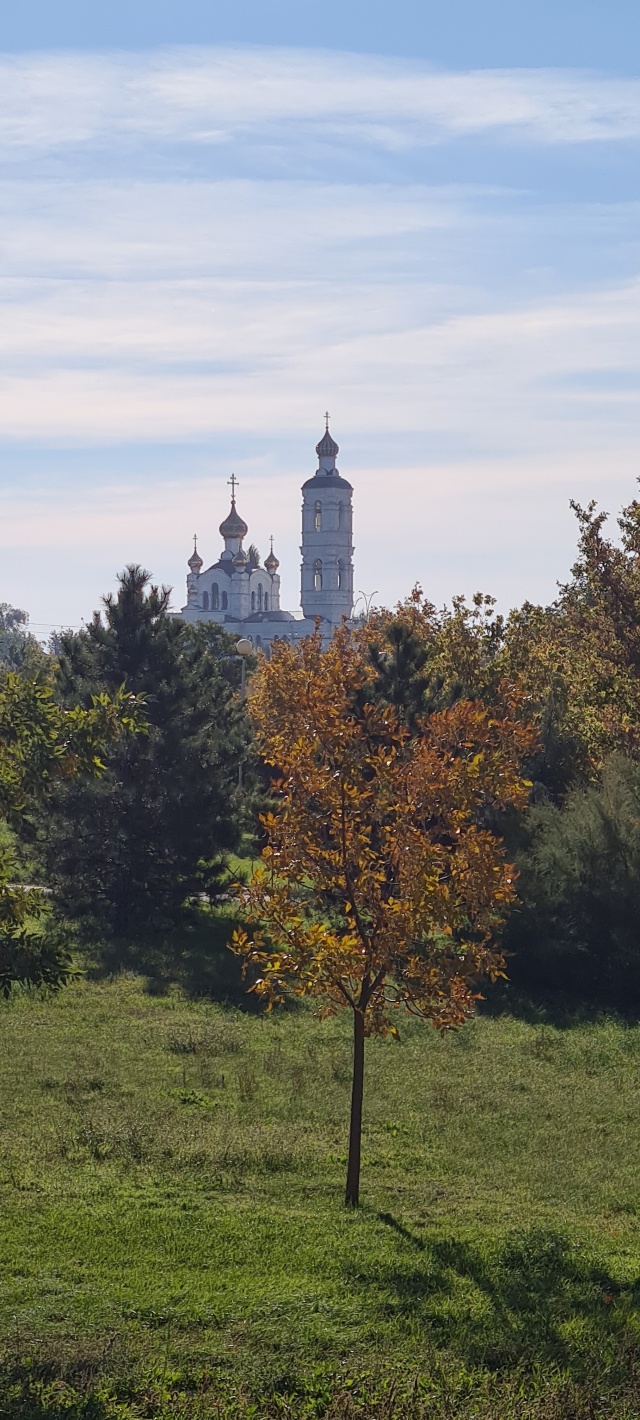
[178,422,354,650]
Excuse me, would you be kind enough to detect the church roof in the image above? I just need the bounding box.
[219,497,248,539]
[244,609,296,623]
[302,472,352,491]
[203,560,231,577]
[316,427,339,459]
[265,535,279,572]
[187,533,203,571]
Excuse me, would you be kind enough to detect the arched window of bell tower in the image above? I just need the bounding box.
[212,583,219,610]
[337,560,344,590]
[313,559,323,590]
[203,590,209,610]
[314,501,322,531]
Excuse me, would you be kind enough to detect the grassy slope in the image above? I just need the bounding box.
[1,977,640,1417]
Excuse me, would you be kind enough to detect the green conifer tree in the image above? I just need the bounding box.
[40,566,251,955]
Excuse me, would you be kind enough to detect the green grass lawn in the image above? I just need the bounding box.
[1,977,640,1418]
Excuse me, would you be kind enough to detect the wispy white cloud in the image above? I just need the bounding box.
[2,258,640,449]
[1,47,640,155]
[2,44,640,628]
[0,179,459,279]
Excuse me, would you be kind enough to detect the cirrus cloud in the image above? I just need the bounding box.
[1,47,640,155]
[2,44,640,630]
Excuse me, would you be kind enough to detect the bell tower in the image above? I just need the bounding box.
[300,416,354,624]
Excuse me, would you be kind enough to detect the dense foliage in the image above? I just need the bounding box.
[37,566,252,959]
[6,481,640,1010]
[361,488,640,1009]
[0,602,50,676]
[506,755,640,1004]
[0,670,138,993]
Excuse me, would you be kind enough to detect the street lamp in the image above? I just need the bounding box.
[234,639,253,787]
[235,638,253,701]
[353,590,378,623]
[218,640,253,789]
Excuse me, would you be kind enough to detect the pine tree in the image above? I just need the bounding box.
[366,618,444,730]
[40,566,251,953]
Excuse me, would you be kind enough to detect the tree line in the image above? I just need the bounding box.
[3,488,640,1201]
[2,489,640,1010]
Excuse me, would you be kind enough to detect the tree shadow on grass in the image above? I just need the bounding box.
[3,1230,640,1418]
[479,980,640,1029]
[83,906,264,1010]
[354,1222,640,1376]
[161,908,262,1006]
[377,1211,425,1250]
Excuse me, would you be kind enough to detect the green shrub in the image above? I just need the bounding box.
[507,755,640,1007]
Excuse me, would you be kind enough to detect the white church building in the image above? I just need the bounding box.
[179,420,354,648]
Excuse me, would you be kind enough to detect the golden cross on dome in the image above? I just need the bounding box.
[324,410,330,431]
[227,473,239,501]
[193,534,198,552]
[270,534,274,553]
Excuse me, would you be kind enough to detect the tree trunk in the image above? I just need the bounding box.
[345,1007,365,1207]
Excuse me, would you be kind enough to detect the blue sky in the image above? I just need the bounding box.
[3,1,639,71]
[1,3,640,631]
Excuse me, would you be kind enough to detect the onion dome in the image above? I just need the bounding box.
[232,545,248,569]
[188,535,203,573]
[219,496,248,540]
[316,414,340,460]
[265,535,279,573]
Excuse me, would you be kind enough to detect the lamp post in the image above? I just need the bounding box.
[235,638,253,702]
[219,639,253,788]
[233,638,253,788]
[353,590,378,623]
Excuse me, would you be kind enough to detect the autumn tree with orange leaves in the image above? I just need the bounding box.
[232,627,534,1207]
